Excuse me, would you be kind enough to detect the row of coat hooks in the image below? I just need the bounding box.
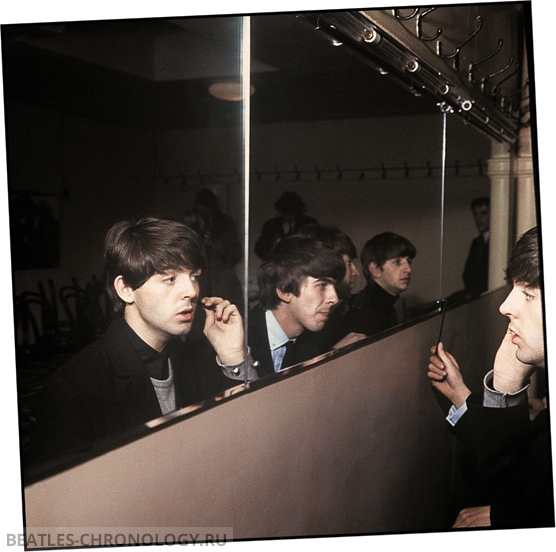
[393,6,527,117]
[159,159,487,187]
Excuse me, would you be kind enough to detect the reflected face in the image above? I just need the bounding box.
[473,205,490,234]
[499,283,545,368]
[370,257,412,296]
[285,276,339,336]
[337,254,360,298]
[123,268,201,351]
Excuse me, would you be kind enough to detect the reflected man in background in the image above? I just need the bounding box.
[323,231,416,343]
[248,235,345,376]
[449,196,490,305]
[254,191,318,261]
[463,196,490,298]
[428,226,553,529]
[297,224,367,352]
[183,188,243,312]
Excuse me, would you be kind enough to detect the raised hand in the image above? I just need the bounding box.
[427,342,471,409]
[202,297,245,366]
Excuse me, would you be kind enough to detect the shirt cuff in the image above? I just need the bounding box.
[216,348,259,381]
[482,370,529,408]
[446,403,468,426]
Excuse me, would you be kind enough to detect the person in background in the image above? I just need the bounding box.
[427,226,553,529]
[184,188,243,312]
[254,191,318,261]
[27,218,257,467]
[323,232,416,344]
[297,224,366,352]
[297,224,360,300]
[248,235,345,376]
[448,196,490,305]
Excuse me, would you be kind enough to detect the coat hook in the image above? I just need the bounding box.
[502,77,529,102]
[468,39,503,85]
[417,7,442,42]
[394,8,419,20]
[438,15,483,71]
[481,55,515,93]
[489,63,519,97]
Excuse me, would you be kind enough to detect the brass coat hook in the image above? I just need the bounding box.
[417,7,442,42]
[468,39,503,85]
[394,8,419,20]
[481,55,515,93]
[438,15,483,71]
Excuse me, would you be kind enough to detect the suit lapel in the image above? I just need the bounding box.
[248,307,275,376]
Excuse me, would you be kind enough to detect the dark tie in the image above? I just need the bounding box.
[281,340,296,370]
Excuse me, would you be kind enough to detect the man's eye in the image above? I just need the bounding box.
[163,276,175,284]
[191,272,201,282]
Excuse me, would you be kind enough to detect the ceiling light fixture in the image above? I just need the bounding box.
[208,82,256,101]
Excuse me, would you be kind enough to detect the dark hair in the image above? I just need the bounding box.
[360,232,416,281]
[257,235,346,310]
[274,191,306,215]
[506,226,540,288]
[297,224,357,260]
[194,188,219,209]
[104,218,207,316]
[471,196,490,211]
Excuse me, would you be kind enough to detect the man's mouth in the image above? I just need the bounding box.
[177,309,194,322]
[509,327,521,344]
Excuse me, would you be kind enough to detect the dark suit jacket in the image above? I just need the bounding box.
[26,318,232,468]
[462,234,489,297]
[253,214,318,260]
[311,282,399,351]
[248,307,322,377]
[451,391,554,529]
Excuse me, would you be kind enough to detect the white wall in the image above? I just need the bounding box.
[156,112,492,308]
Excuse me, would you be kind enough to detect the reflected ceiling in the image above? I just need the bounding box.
[1,12,441,131]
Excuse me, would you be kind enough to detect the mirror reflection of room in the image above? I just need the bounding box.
[4,4,549,538]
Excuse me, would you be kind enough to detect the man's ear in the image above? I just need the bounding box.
[113,275,135,305]
[276,287,293,303]
[368,262,382,280]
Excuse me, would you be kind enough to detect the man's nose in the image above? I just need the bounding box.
[180,275,198,299]
[499,288,518,317]
[328,286,339,305]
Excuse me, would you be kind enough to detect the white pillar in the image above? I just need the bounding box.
[514,125,537,237]
[487,140,512,290]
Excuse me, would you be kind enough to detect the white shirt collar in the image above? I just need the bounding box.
[265,309,291,351]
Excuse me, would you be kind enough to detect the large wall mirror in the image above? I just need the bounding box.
[2,3,530,484]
